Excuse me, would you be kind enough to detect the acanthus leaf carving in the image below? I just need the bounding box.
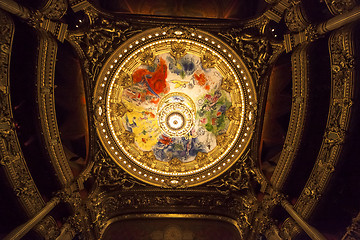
[92,147,146,189]
[219,30,272,86]
[68,12,141,87]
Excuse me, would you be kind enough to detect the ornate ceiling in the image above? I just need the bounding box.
[93,27,256,187]
[0,0,360,240]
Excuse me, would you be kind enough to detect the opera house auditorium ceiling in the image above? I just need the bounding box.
[0,0,360,239]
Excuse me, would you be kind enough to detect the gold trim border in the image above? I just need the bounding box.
[0,8,45,218]
[93,27,257,187]
[270,43,310,189]
[36,30,74,185]
[281,25,356,238]
[0,10,59,236]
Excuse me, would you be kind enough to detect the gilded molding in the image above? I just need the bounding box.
[92,146,146,189]
[34,215,61,240]
[91,26,257,187]
[68,0,92,13]
[67,8,141,88]
[325,0,357,15]
[89,186,257,238]
[205,150,254,194]
[283,25,319,52]
[36,30,74,185]
[270,43,310,189]
[280,218,302,239]
[219,30,277,87]
[282,25,356,238]
[248,190,282,238]
[0,9,58,235]
[263,0,293,23]
[284,2,309,32]
[295,24,355,216]
[0,1,68,42]
[0,8,42,216]
[40,0,68,20]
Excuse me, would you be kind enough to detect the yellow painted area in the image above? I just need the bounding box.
[123,101,161,151]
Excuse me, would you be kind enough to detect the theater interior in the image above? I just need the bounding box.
[0,0,360,239]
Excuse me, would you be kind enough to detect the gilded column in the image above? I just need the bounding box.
[281,199,326,240]
[0,0,30,19]
[4,197,60,240]
[317,5,360,34]
[55,223,76,240]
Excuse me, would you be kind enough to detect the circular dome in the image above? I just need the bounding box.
[93,27,257,187]
[158,92,196,138]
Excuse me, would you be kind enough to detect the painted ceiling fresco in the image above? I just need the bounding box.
[94,28,256,186]
[121,52,232,163]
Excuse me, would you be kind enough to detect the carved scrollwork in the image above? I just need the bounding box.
[280,218,301,239]
[40,0,68,20]
[0,11,61,238]
[111,102,131,118]
[221,74,235,92]
[284,3,309,32]
[90,190,256,235]
[170,41,187,60]
[285,26,356,239]
[163,177,187,188]
[201,50,217,69]
[325,0,357,15]
[219,30,271,86]
[195,152,210,166]
[206,152,254,195]
[225,106,241,121]
[270,44,309,189]
[139,48,155,66]
[34,216,60,240]
[92,148,145,189]
[93,99,106,125]
[216,133,230,148]
[161,25,195,39]
[68,11,141,86]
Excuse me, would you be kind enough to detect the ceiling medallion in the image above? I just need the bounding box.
[93,27,257,187]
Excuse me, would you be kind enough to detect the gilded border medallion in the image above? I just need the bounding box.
[93,27,257,187]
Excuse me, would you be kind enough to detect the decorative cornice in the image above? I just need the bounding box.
[282,24,356,238]
[0,9,58,236]
[270,43,310,189]
[36,30,74,186]
[89,189,257,239]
